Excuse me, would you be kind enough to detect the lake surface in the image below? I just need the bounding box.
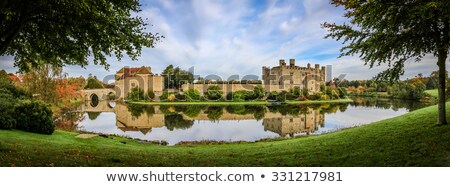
[56,97,431,145]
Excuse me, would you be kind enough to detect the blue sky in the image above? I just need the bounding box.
[0,0,447,81]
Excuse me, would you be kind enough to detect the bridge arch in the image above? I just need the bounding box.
[90,93,99,107]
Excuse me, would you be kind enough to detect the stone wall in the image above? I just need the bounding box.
[115,75,164,100]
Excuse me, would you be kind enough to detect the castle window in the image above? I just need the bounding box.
[290,119,293,123]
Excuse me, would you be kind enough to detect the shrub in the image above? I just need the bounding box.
[253,85,265,99]
[302,88,309,97]
[276,91,289,102]
[127,86,145,101]
[205,85,223,100]
[321,94,330,100]
[0,94,16,129]
[184,88,201,101]
[175,93,185,100]
[232,90,254,101]
[307,92,322,100]
[159,91,170,100]
[298,96,307,101]
[146,89,155,100]
[291,86,301,98]
[226,92,234,101]
[15,100,54,135]
[168,94,176,102]
[337,88,348,97]
[267,91,278,100]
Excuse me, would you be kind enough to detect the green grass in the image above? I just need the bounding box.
[425,89,439,98]
[1,102,450,166]
[130,98,353,105]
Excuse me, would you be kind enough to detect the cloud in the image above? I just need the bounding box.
[0,0,446,81]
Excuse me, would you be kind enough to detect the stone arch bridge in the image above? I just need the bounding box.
[81,89,115,101]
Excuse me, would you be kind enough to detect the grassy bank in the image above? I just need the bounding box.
[1,102,450,166]
[129,98,353,105]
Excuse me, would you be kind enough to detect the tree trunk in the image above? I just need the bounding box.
[437,49,448,125]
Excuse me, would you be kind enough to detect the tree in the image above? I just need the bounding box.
[253,85,265,100]
[127,86,144,101]
[161,65,194,89]
[146,89,155,101]
[84,77,105,89]
[323,0,450,125]
[429,70,448,90]
[55,79,78,106]
[20,64,61,102]
[184,88,201,101]
[1,0,161,72]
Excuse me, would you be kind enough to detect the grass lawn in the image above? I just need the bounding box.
[1,102,450,166]
[129,98,353,105]
[425,89,439,98]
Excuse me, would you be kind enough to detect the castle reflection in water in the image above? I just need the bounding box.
[76,100,330,137]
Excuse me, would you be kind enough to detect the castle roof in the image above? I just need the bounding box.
[116,66,153,79]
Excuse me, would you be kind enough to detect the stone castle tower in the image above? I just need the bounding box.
[262,59,325,93]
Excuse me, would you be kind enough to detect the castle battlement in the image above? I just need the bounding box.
[262,59,326,94]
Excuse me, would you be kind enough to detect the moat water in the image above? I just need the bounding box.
[56,97,431,145]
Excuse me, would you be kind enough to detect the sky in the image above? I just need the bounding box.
[0,0,448,82]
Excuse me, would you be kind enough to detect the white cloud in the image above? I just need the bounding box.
[1,0,445,82]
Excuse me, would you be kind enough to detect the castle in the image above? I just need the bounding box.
[262,59,325,93]
[114,59,326,100]
[114,66,164,99]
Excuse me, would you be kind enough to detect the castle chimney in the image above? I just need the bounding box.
[307,63,311,69]
[289,59,295,66]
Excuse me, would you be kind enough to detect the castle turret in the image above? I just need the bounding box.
[279,59,286,66]
[289,59,295,67]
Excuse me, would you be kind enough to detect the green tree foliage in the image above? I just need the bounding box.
[426,70,448,90]
[15,99,54,135]
[230,90,254,101]
[253,85,265,99]
[276,91,289,102]
[302,88,309,97]
[84,77,105,89]
[161,65,194,89]
[323,0,450,124]
[183,88,201,101]
[127,86,145,101]
[205,85,223,100]
[0,90,16,129]
[146,89,155,100]
[325,87,340,100]
[390,79,426,100]
[1,0,161,71]
[376,82,388,92]
[291,86,301,98]
[21,64,61,102]
[0,70,29,99]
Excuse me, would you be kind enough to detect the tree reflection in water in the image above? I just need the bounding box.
[65,97,433,144]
